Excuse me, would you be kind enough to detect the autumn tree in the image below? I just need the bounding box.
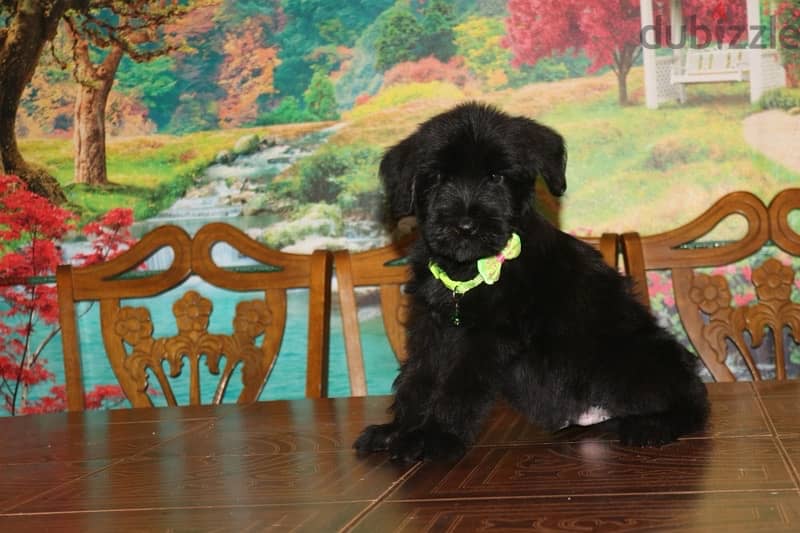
[0,0,90,203]
[217,19,280,128]
[506,0,644,105]
[16,45,76,137]
[455,16,512,88]
[64,1,196,186]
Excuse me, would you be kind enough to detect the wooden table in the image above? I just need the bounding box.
[1,381,799,531]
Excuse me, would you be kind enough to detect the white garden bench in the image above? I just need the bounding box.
[671,47,750,84]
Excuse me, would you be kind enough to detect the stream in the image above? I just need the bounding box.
[133,126,338,241]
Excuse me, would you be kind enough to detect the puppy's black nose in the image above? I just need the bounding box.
[456,217,477,234]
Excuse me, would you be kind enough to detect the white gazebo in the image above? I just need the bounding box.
[640,0,787,108]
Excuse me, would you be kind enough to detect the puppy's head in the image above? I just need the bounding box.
[380,102,566,262]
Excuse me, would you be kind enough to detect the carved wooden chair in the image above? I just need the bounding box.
[333,232,619,396]
[621,189,800,381]
[56,222,332,411]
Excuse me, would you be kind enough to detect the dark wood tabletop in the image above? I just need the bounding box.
[1,381,799,532]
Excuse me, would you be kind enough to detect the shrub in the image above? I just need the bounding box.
[273,143,382,214]
[255,97,319,126]
[644,136,708,171]
[758,88,800,111]
[382,56,474,88]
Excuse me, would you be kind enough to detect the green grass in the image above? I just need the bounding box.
[538,74,800,235]
[19,123,329,223]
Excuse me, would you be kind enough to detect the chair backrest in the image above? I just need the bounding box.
[622,189,800,381]
[334,232,619,396]
[56,222,332,411]
[333,236,413,396]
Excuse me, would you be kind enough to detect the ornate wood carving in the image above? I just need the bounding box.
[108,290,277,406]
[674,259,800,381]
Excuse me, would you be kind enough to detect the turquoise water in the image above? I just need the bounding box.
[26,278,400,410]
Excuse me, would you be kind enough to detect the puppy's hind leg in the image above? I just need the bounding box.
[618,390,709,446]
[616,345,710,446]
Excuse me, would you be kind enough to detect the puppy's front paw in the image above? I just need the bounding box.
[619,415,679,447]
[354,423,397,457]
[389,427,465,464]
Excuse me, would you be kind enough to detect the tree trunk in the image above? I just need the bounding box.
[0,0,86,203]
[73,86,110,186]
[614,44,638,106]
[71,42,124,186]
[616,70,629,106]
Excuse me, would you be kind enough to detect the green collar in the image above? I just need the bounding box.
[428,233,522,295]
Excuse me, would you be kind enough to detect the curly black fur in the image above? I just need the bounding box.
[354,102,709,464]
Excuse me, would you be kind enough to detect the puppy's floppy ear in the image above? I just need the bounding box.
[511,117,567,197]
[379,134,423,221]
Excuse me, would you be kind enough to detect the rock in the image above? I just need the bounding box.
[242,194,284,216]
[262,203,344,249]
[258,137,278,149]
[229,191,256,205]
[215,150,233,164]
[233,134,261,155]
[788,107,800,116]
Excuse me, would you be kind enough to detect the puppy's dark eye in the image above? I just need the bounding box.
[488,173,504,184]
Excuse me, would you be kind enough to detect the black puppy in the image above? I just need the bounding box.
[354,102,709,463]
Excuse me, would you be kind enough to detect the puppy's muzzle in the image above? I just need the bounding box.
[456,217,477,235]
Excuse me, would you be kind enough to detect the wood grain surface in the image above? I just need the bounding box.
[1,382,799,532]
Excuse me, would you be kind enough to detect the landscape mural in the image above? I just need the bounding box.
[1,0,799,415]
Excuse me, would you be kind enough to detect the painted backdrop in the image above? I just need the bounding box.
[1,0,799,414]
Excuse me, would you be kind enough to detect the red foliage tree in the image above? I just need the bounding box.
[0,175,133,415]
[71,207,137,266]
[505,0,748,105]
[505,0,643,105]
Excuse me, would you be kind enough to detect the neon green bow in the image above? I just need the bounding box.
[477,232,521,285]
[428,233,521,295]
